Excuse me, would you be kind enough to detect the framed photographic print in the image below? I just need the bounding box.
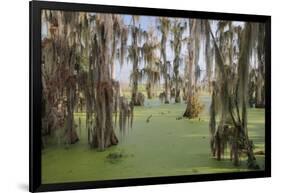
[29,0,271,192]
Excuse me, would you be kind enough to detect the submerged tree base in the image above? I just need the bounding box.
[66,130,79,144]
[255,103,265,108]
[183,95,204,118]
[90,130,119,151]
[211,123,260,169]
[247,159,260,169]
[133,92,145,106]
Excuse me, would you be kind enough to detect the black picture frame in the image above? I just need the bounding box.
[29,1,271,192]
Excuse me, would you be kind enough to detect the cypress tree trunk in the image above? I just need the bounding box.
[164,79,169,103]
[175,80,181,103]
[183,19,202,118]
[131,66,139,105]
[65,80,79,144]
[255,72,264,108]
[159,18,170,104]
[89,14,120,150]
[92,81,118,150]
[209,82,216,156]
[131,17,140,106]
[147,83,152,99]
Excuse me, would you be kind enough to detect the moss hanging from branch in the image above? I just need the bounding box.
[183,19,204,118]
[206,21,260,169]
[158,18,171,104]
